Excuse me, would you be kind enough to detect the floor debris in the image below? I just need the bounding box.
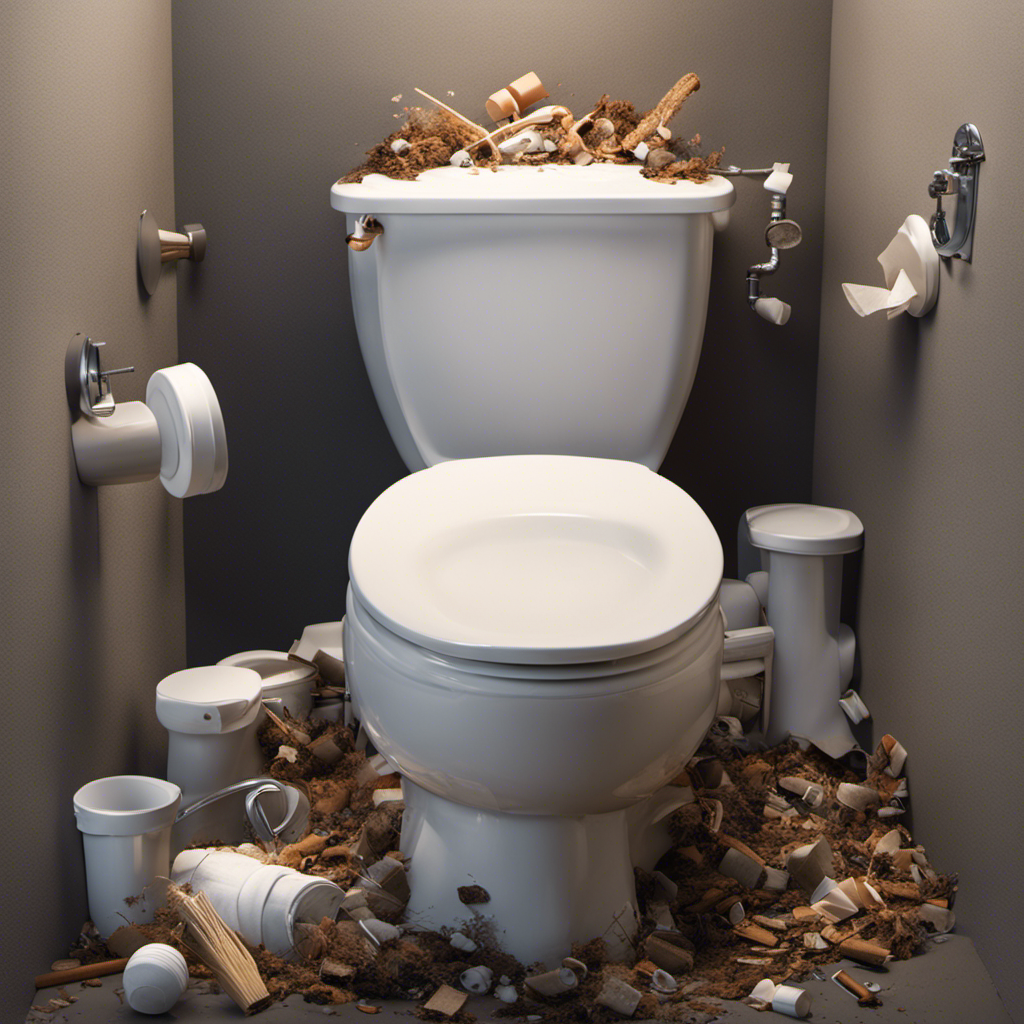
[55,693,954,1020]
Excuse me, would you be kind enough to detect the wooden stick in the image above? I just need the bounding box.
[622,72,700,152]
[35,958,129,989]
[262,702,310,746]
[170,886,270,1015]
[413,88,500,159]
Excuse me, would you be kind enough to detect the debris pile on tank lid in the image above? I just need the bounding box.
[339,72,724,186]
[62,697,955,1020]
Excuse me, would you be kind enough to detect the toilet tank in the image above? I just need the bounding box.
[331,165,734,471]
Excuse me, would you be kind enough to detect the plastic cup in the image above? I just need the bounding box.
[73,776,181,937]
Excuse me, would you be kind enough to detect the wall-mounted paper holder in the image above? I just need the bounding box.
[927,123,984,262]
[65,333,228,497]
[138,210,206,295]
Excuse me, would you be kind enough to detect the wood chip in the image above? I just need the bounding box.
[732,923,779,947]
[423,984,469,1017]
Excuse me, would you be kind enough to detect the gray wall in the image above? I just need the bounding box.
[814,3,1023,1018]
[172,0,833,666]
[0,2,184,1016]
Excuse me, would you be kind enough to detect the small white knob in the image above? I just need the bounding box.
[754,297,792,325]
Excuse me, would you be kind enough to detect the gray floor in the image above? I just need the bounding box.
[28,934,1012,1023]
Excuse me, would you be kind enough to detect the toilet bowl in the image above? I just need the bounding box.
[345,455,724,965]
[332,164,739,963]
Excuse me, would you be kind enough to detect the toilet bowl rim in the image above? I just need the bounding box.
[346,585,723,691]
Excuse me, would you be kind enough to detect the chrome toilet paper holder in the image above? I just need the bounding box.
[65,333,228,496]
[927,123,984,262]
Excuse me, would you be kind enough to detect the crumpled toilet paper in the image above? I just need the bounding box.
[842,268,917,319]
[842,214,937,319]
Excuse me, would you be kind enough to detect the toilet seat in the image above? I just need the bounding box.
[349,455,723,665]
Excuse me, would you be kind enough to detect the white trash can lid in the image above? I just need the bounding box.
[155,665,263,734]
[745,503,864,556]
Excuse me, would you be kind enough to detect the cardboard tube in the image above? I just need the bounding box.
[506,72,549,112]
[35,958,130,988]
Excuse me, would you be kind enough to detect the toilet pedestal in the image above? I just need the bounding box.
[400,780,640,967]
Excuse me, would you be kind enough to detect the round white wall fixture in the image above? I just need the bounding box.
[146,363,228,498]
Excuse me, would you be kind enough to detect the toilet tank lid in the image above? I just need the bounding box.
[331,164,735,215]
[348,455,724,665]
[745,504,864,556]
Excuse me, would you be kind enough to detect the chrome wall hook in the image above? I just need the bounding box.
[138,209,207,295]
[927,123,984,262]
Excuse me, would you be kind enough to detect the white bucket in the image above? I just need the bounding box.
[73,776,182,937]
[172,848,344,959]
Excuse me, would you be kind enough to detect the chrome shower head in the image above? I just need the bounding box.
[765,219,803,250]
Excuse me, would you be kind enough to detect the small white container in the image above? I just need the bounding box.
[123,943,189,1014]
[772,984,811,1018]
[73,776,181,937]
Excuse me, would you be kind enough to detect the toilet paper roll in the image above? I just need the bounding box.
[842,214,938,319]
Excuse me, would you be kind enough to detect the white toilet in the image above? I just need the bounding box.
[331,164,737,965]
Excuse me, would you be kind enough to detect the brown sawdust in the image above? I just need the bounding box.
[64,697,953,1019]
[341,75,723,186]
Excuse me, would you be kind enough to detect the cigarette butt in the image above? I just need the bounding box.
[778,777,825,808]
[733,923,779,947]
[485,89,519,122]
[506,72,549,112]
[524,967,578,998]
[838,938,891,966]
[595,976,643,1017]
[832,970,880,1006]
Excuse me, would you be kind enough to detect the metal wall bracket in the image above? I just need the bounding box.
[138,209,207,295]
[65,334,162,486]
[927,123,985,262]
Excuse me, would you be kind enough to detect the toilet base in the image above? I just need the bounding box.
[400,780,641,968]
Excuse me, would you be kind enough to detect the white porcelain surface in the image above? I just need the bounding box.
[331,163,735,214]
[401,779,642,967]
[345,587,722,815]
[217,650,317,720]
[337,173,731,471]
[350,456,722,664]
